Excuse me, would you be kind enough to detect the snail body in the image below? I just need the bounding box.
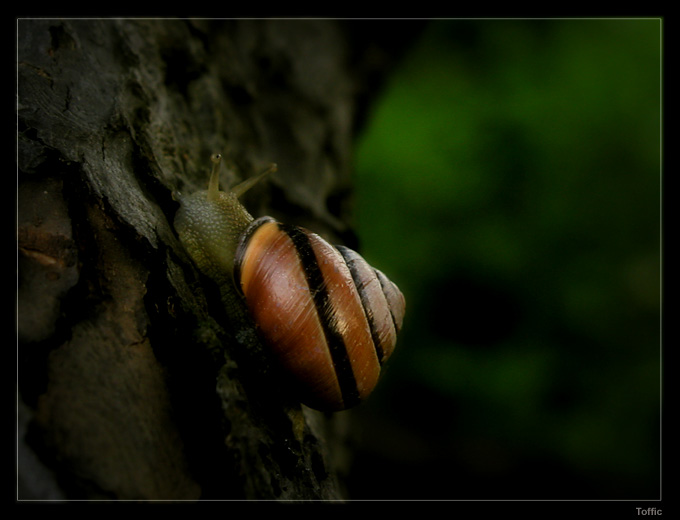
[174,155,405,411]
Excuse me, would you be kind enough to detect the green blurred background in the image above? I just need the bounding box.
[347,19,661,500]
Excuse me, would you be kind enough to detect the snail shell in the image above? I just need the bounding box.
[234,216,405,411]
[174,155,405,411]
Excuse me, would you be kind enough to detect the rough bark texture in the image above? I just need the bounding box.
[17,18,421,501]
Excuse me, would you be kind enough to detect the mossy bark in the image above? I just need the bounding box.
[17,18,421,500]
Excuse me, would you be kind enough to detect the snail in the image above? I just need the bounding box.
[174,154,405,411]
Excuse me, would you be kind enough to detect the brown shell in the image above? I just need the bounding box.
[234,216,405,411]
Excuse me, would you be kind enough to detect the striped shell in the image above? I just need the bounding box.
[234,216,405,411]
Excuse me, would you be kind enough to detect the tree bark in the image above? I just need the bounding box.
[17,18,420,501]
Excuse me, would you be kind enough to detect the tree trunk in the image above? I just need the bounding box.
[17,18,420,501]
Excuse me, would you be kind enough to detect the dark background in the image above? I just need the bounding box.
[345,19,661,500]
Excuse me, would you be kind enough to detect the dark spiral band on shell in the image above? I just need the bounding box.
[281,224,361,408]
